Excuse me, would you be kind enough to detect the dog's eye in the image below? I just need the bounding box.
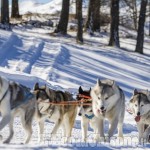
[98,97,100,100]
[141,105,144,107]
[135,104,137,107]
[105,97,109,100]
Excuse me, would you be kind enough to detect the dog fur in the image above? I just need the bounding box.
[90,79,125,142]
[129,89,150,143]
[0,76,37,144]
[33,83,78,143]
[77,86,101,142]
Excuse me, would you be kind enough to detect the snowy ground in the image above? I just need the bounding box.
[0,23,150,150]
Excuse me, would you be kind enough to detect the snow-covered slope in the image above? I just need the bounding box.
[19,0,73,15]
[0,25,150,149]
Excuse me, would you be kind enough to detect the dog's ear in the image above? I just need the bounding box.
[79,86,83,94]
[134,89,138,95]
[45,85,50,97]
[129,97,134,103]
[111,80,116,88]
[33,83,39,90]
[145,89,150,101]
[89,87,91,92]
[97,78,101,86]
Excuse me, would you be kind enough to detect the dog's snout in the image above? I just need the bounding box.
[100,106,104,110]
[137,112,140,116]
[78,112,82,116]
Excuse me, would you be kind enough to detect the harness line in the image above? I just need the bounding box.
[38,94,92,106]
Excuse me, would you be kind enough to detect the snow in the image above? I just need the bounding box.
[0,1,150,149]
[0,25,149,149]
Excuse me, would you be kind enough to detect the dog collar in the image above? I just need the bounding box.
[85,114,94,119]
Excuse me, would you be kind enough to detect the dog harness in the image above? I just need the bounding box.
[85,113,95,119]
[11,84,34,109]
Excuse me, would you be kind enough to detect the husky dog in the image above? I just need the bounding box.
[33,83,78,143]
[77,86,101,142]
[129,89,150,143]
[0,76,36,144]
[90,79,125,142]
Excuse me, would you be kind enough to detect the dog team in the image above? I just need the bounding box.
[0,76,149,144]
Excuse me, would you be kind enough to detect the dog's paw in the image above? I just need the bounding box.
[117,136,124,141]
[82,138,87,143]
[3,140,10,144]
[94,136,105,143]
[105,136,110,143]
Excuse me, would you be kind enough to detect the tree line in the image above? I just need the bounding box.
[0,0,149,54]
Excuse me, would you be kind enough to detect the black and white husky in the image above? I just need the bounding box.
[129,89,150,143]
[90,79,125,142]
[33,83,78,143]
[0,76,36,144]
[77,86,101,142]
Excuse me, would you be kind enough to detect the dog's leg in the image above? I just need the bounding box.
[0,96,11,131]
[20,111,32,144]
[117,123,124,141]
[3,115,14,144]
[137,123,146,144]
[117,104,125,140]
[62,108,77,143]
[51,118,63,138]
[92,119,102,142]
[38,120,45,143]
[143,126,150,143]
[107,118,118,142]
[99,119,105,142]
[81,117,88,142]
[24,122,32,144]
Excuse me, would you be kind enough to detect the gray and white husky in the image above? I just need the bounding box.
[33,83,78,143]
[77,86,101,142]
[0,76,37,144]
[129,89,150,143]
[90,79,125,142]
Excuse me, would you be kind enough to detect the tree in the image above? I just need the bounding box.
[11,0,20,18]
[1,0,9,24]
[54,0,70,34]
[123,0,138,30]
[76,0,83,43]
[85,0,100,32]
[108,0,120,47]
[135,0,148,54]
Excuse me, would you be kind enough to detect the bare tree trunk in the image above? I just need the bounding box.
[93,0,101,32]
[54,0,70,35]
[76,0,83,43]
[132,0,137,30]
[85,0,100,32]
[85,0,92,30]
[75,0,78,19]
[11,0,20,18]
[124,0,138,30]
[135,0,148,54]
[149,0,150,36]
[1,0,9,24]
[108,0,120,47]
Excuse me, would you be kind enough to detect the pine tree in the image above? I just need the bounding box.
[54,0,70,34]
[135,0,148,54]
[76,0,83,43]
[108,0,120,47]
[85,0,100,32]
[1,0,9,24]
[11,0,20,18]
